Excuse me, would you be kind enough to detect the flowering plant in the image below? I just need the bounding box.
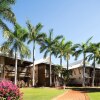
[0,80,23,100]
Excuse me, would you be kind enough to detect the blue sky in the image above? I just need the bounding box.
[1,0,100,65]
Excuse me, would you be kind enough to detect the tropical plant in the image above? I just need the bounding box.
[0,0,16,31]
[26,20,46,86]
[55,38,66,66]
[61,68,68,88]
[52,65,62,87]
[40,29,63,86]
[73,37,92,87]
[55,38,73,82]
[63,41,73,80]
[1,23,30,85]
[87,43,100,86]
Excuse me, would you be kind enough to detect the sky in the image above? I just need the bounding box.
[1,0,100,65]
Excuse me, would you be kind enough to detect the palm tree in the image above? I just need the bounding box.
[40,29,63,86]
[56,39,73,81]
[73,37,92,87]
[63,41,73,81]
[56,38,66,66]
[26,21,46,86]
[87,43,100,86]
[0,0,16,31]
[1,23,30,85]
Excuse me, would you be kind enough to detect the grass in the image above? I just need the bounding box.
[88,92,100,100]
[20,87,100,100]
[20,88,66,100]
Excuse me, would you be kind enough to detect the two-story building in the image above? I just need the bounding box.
[67,60,100,86]
[0,53,32,86]
[0,52,100,87]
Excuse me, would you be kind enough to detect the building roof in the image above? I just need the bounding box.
[31,58,100,70]
[94,64,100,69]
[68,60,84,69]
[0,55,32,67]
[30,57,54,66]
[63,60,100,70]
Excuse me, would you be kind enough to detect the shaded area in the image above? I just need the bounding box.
[66,87,100,93]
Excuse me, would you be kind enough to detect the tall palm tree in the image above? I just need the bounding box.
[40,29,63,86]
[1,23,30,85]
[0,0,16,31]
[55,39,73,81]
[56,38,66,66]
[63,41,73,80]
[87,43,100,86]
[73,37,92,87]
[26,21,46,86]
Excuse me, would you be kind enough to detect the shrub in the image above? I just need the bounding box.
[17,80,26,88]
[0,80,23,100]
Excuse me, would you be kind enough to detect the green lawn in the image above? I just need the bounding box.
[20,88,66,100]
[88,92,100,100]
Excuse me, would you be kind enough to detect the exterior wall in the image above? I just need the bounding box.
[37,64,46,86]
[0,56,5,65]
[70,67,91,85]
[0,56,31,86]
[35,64,55,87]
[0,56,5,79]
[91,69,100,86]
[35,65,38,86]
[70,67,83,85]
[45,64,50,86]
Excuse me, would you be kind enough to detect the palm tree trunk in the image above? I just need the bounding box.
[15,51,18,85]
[60,56,62,66]
[67,58,69,81]
[50,53,52,86]
[83,52,86,87]
[92,54,96,87]
[3,65,5,79]
[54,74,56,87]
[32,40,35,86]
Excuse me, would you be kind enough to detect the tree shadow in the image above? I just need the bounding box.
[66,87,100,93]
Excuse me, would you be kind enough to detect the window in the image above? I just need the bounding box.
[74,70,76,75]
[45,67,49,78]
[78,68,81,74]
[79,77,81,80]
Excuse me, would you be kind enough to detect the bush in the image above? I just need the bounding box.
[0,80,23,100]
[17,80,26,88]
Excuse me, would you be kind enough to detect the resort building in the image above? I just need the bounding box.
[0,52,100,87]
[0,53,32,86]
[67,60,100,86]
[31,57,57,87]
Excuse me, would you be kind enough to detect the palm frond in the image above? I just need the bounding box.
[40,45,47,53]
[0,0,16,4]
[19,42,31,59]
[86,36,93,45]
[49,29,53,40]
[72,50,83,60]
[35,23,43,33]
[44,50,49,58]
[0,19,11,31]
[1,41,12,52]
[26,20,33,33]
[0,8,16,23]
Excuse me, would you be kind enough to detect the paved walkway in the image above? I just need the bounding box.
[53,90,90,100]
